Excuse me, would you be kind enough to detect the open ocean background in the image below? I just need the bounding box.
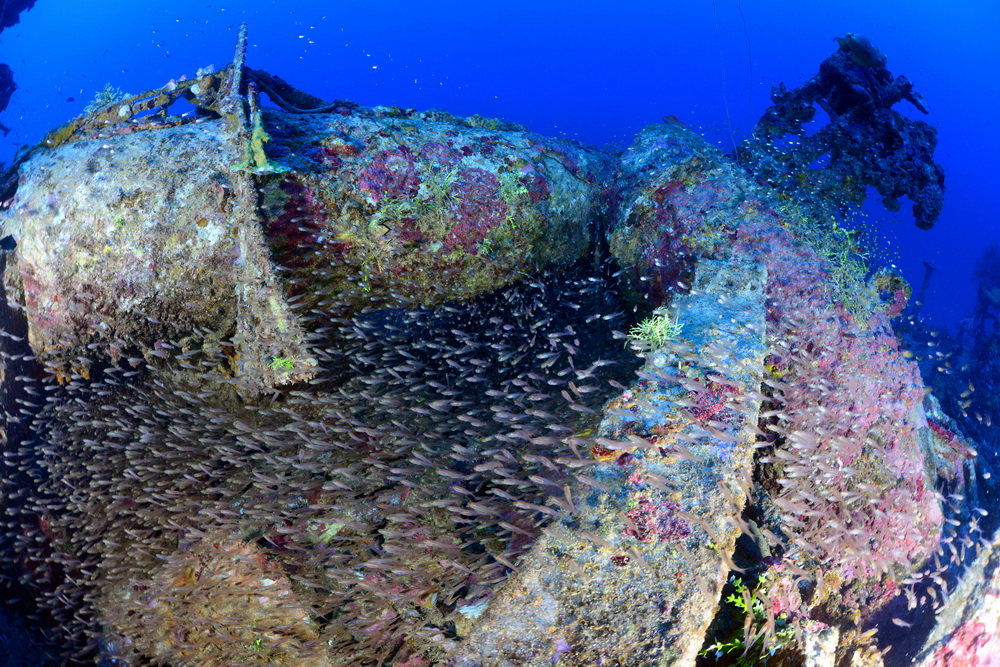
[1,1,998,334]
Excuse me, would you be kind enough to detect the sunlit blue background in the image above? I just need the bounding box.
[1,0,997,331]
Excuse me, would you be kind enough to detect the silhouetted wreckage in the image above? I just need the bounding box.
[738,33,945,230]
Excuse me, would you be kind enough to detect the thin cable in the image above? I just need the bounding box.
[737,0,754,121]
[712,0,738,154]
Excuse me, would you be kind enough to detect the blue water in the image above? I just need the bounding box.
[1,0,998,329]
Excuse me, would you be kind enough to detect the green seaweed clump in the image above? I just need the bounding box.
[269,357,295,373]
[369,164,462,238]
[701,574,798,666]
[779,199,881,325]
[84,84,131,115]
[627,307,683,348]
[497,171,529,227]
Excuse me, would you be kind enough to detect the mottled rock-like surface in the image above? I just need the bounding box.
[259,105,610,312]
[100,538,331,666]
[912,525,1000,667]
[448,259,768,666]
[3,122,238,365]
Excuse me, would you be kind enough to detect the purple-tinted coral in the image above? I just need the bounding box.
[447,168,504,252]
[623,497,691,544]
[357,148,420,202]
[418,141,463,164]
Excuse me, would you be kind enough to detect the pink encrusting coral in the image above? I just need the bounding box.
[258,106,611,312]
[605,120,951,627]
[929,621,991,667]
[356,148,422,202]
[622,497,692,543]
[733,212,942,573]
[446,167,504,252]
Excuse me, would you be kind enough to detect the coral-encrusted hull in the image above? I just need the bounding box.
[1,98,609,376]
[258,106,610,313]
[606,120,952,641]
[3,122,239,366]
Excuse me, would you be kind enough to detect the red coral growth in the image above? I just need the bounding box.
[616,175,736,307]
[304,145,342,169]
[267,177,349,276]
[766,564,804,617]
[477,134,505,156]
[446,168,504,252]
[932,620,988,667]
[308,135,362,165]
[622,497,691,543]
[688,381,739,423]
[887,288,908,319]
[928,418,975,458]
[357,148,420,202]
[526,171,552,203]
[652,180,686,203]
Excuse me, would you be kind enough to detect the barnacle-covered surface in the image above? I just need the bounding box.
[1,121,239,368]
